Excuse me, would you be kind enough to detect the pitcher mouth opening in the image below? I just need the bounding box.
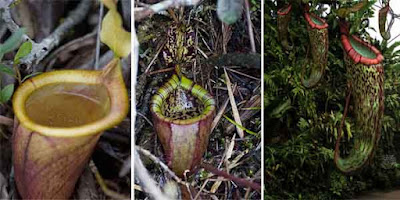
[13,68,129,137]
[150,74,215,125]
[304,12,328,29]
[277,4,291,16]
[25,82,111,128]
[341,34,384,65]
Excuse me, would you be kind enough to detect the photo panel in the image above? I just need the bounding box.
[265,0,400,199]
[133,0,262,199]
[0,0,131,199]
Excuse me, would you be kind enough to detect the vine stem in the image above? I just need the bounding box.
[334,83,352,162]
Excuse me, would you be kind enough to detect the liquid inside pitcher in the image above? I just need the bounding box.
[25,83,110,127]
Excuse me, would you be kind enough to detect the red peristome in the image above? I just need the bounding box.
[360,57,372,65]
[348,49,356,59]
[340,33,384,66]
[341,35,352,52]
[377,54,384,61]
[304,12,328,29]
[277,4,291,16]
[350,35,383,61]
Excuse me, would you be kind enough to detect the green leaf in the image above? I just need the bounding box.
[337,0,368,18]
[269,99,292,118]
[22,72,42,82]
[345,121,352,140]
[223,115,259,137]
[0,84,14,103]
[241,106,262,110]
[0,28,25,55]
[0,64,15,76]
[392,63,400,71]
[14,41,32,64]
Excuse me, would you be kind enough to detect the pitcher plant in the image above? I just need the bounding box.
[302,8,329,88]
[334,21,384,173]
[150,74,215,177]
[12,59,129,199]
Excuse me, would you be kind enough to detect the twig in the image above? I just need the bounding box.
[118,155,131,178]
[134,149,171,200]
[89,160,130,200]
[136,112,153,126]
[224,68,244,138]
[95,1,104,70]
[134,0,201,21]
[144,40,166,74]
[1,7,31,41]
[194,141,229,199]
[209,134,236,193]
[135,146,187,186]
[0,171,9,199]
[225,67,260,81]
[1,0,91,66]
[224,95,261,134]
[211,98,230,133]
[79,50,113,70]
[200,163,261,192]
[134,84,154,135]
[244,0,256,53]
[221,23,228,54]
[147,67,175,75]
[244,187,252,199]
[134,184,143,192]
[0,115,13,126]
[42,31,97,71]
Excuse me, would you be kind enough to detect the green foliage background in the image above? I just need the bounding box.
[264,0,400,199]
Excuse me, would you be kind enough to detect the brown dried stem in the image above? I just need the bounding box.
[200,163,261,192]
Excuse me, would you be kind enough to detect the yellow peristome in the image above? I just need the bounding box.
[150,74,216,125]
[12,59,129,137]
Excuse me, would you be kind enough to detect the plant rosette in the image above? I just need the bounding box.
[335,22,384,173]
[150,74,215,177]
[12,59,129,199]
[162,23,196,77]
